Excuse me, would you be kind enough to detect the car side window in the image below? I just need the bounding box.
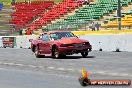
[41,34,49,41]
[50,33,58,40]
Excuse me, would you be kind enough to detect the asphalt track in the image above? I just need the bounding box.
[0,48,131,88]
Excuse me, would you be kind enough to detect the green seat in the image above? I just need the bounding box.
[44,0,132,31]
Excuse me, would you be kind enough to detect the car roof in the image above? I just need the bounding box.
[43,31,70,34]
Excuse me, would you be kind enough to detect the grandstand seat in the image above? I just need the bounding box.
[10,1,54,30]
[101,14,132,27]
[44,0,132,30]
[26,0,82,30]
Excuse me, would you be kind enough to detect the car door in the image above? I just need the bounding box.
[39,34,51,54]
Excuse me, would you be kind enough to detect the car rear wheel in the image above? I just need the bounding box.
[60,54,66,58]
[81,51,88,58]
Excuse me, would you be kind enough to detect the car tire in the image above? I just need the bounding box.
[60,54,66,58]
[81,51,88,58]
[53,47,60,59]
[34,46,42,58]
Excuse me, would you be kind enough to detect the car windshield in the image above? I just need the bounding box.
[50,32,76,40]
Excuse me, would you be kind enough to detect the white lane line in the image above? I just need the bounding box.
[96,71,106,74]
[47,66,55,69]
[38,66,44,69]
[67,68,75,71]
[77,69,132,77]
[117,73,131,77]
[14,63,24,66]
[0,67,77,79]
[93,70,132,77]
[1,62,24,66]
[2,62,16,65]
[0,62,132,77]
[57,68,65,71]
[28,65,38,68]
[107,73,119,76]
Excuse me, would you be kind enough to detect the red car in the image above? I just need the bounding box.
[31,31,92,58]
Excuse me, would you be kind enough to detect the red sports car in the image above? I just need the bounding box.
[31,31,92,58]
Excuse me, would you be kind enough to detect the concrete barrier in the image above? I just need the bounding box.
[79,33,132,52]
[0,33,132,52]
[16,35,38,48]
[0,37,3,47]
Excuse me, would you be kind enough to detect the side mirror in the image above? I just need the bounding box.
[75,35,79,38]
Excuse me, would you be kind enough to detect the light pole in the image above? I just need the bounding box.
[117,0,121,30]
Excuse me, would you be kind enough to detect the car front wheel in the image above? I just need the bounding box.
[34,47,42,58]
[81,51,88,58]
[53,47,60,59]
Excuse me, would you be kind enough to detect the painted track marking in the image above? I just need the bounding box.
[0,62,132,77]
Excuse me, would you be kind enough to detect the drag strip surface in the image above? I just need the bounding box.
[0,49,131,88]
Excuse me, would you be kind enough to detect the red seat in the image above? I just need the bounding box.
[10,1,54,30]
[27,0,82,30]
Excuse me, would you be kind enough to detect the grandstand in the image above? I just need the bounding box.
[0,0,132,35]
[25,0,83,31]
[44,0,132,30]
[0,0,13,35]
[10,1,54,30]
[101,10,132,29]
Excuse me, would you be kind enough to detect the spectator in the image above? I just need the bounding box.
[95,22,100,31]
[25,28,32,35]
[67,25,70,30]
[84,0,90,5]
[91,22,95,31]
[19,29,23,35]
[59,26,62,30]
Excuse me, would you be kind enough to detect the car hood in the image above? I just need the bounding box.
[57,37,87,44]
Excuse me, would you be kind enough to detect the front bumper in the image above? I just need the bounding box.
[58,45,92,55]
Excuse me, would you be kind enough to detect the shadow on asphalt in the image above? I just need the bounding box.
[60,56,95,59]
[40,56,95,59]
